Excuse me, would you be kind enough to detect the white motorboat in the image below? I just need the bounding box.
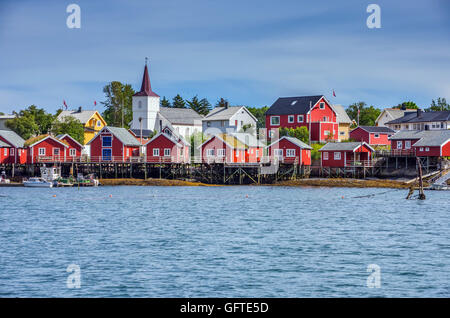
[23,177,53,188]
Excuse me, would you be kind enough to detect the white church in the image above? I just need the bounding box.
[129,63,203,141]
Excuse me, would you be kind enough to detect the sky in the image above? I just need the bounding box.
[0,0,449,115]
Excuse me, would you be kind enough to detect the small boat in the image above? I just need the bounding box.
[23,177,53,188]
[0,171,10,184]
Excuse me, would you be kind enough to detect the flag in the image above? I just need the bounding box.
[333,90,336,97]
[94,100,97,106]
[63,100,68,110]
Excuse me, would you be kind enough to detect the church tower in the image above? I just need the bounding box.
[131,61,160,132]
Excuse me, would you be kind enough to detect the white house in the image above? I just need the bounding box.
[202,105,257,137]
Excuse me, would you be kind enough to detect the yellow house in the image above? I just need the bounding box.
[57,107,107,144]
[332,104,353,141]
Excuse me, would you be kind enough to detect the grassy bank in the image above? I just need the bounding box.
[99,178,219,187]
[273,178,414,189]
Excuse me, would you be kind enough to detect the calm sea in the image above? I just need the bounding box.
[0,185,449,297]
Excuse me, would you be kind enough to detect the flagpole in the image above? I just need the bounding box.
[309,101,312,146]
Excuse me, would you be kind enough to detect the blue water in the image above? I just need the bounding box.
[0,185,449,297]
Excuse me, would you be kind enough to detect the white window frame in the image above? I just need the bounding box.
[53,148,60,156]
[274,149,283,158]
[405,141,411,149]
[425,147,429,152]
[334,152,341,160]
[324,130,330,136]
[153,148,160,156]
[288,115,294,123]
[206,149,215,157]
[297,115,304,123]
[102,136,112,147]
[286,149,296,157]
[3,148,7,156]
[397,141,402,149]
[164,148,171,156]
[69,148,76,156]
[374,134,379,138]
[270,116,280,126]
[323,152,329,160]
[419,147,424,151]
[217,149,225,157]
[39,148,46,156]
[320,102,325,109]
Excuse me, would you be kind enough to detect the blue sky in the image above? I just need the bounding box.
[0,0,449,114]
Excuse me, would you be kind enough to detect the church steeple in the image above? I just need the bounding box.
[134,60,159,97]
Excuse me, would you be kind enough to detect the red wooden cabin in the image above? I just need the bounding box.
[26,135,69,163]
[88,126,141,162]
[389,130,450,157]
[57,134,83,162]
[319,142,374,167]
[266,136,312,165]
[199,133,263,163]
[0,130,27,164]
[265,95,339,142]
[145,132,190,163]
[350,126,394,146]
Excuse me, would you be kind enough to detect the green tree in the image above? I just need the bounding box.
[215,98,228,108]
[427,97,450,111]
[198,98,211,115]
[186,96,211,115]
[393,101,418,110]
[51,116,85,144]
[101,81,135,127]
[161,96,171,107]
[172,94,186,108]
[346,102,381,126]
[279,126,309,144]
[247,106,269,129]
[187,96,201,113]
[6,105,54,139]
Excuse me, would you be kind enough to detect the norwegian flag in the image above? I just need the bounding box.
[63,100,68,110]
[332,90,336,97]
[94,100,97,106]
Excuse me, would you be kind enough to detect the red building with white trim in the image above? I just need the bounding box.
[389,130,450,157]
[319,142,374,167]
[26,135,69,163]
[349,126,394,146]
[266,136,312,165]
[145,132,190,163]
[0,130,27,164]
[265,95,339,142]
[57,134,83,162]
[88,126,141,162]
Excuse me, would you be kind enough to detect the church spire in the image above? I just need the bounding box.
[134,59,159,97]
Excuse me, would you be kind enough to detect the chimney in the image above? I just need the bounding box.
[417,109,422,117]
[225,101,229,109]
[78,106,82,113]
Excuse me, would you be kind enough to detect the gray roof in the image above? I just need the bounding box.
[283,136,312,149]
[57,110,99,124]
[379,108,415,121]
[204,106,250,121]
[388,130,428,140]
[386,110,450,124]
[0,129,25,148]
[333,104,352,124]
[265,95,324,115]
[0,114,15,120]
[357,126,395,133]
[159,107,203,125]
[0,140,11,147]
[230,133,266,147]
[105,127,141,146]
[129,129,154,138]
[319,142,373,152]
[413,130,450,147]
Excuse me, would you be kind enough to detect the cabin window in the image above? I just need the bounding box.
[53,148,60,156]
[405,141,411,149]
[102,136,112,147]
[288,115,294,123]
[206,149,215,157]
[298,115,304,123]
[97,120,101,127]
[102,148,112,160]
[323,152,328,160]
[3,148,7,156]
[274,149,283,157]
[164,148,171,156]
[334,152,341,160]
[126,149,130,156]
[374,134,379,138]
[320,102,325,109]
[323,116,329,122]
[69,149,76,156]
[419,147,424,151]
[39,148,46,156]
[153,148,160,156]
[397,141,402,149]
[270,116,280,126]
[217,149,225,157]
[339,131,345,136]
[10,148,14,156]
[425,147,429,152]
[286,149,296,157]
[207,121,211,127]
[324,130,330,136]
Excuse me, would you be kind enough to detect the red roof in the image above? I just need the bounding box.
[133,64,160,97]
